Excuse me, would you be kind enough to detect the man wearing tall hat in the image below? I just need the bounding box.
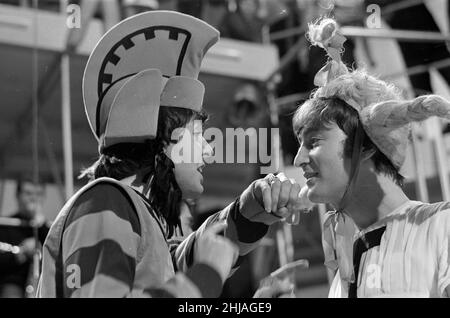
[37,10,302,298]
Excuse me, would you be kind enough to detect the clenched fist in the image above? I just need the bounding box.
[241,172,313,225]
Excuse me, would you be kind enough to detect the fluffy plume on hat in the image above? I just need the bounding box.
[305,17,450,170]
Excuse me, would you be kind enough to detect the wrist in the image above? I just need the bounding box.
[239,179,281,226]
[239,181,265,216]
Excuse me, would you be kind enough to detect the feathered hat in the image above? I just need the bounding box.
[307,18,450,171]
[82,11,219,152]
[307,19,450,284]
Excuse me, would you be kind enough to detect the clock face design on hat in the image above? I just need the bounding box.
[98,26,191,98]
[83,11,219,141]
[94,26,192,137]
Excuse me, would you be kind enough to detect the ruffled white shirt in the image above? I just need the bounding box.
[323,200,450,298]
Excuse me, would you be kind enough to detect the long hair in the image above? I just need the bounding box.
[80,107,208,237]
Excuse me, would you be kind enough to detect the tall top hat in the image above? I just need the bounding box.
[82,11,219,150]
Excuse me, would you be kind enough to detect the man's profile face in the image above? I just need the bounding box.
[165,119,213,200]
[17,182,44,218]
[293,123,351,207]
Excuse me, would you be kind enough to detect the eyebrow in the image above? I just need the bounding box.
[296,127,319,142]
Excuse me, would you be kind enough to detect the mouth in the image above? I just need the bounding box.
[303,172,319,180]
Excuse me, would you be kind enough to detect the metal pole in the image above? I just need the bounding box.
[271,25,450,43]
[267,36,305,93]
[340,26,450,43]
[0,179,4,216]
[383,58,450,81]
[276,229,287,266]
[267,81,290,268]
[40,119,66,202]
[27,0,40,298]
[32,0,39,186]
[410,125,429,203]
[61,55,74,199]
[428,68,450,201]
[381,0,424,17]
[433,129,450,201]
[61,0,74,199]
[101,0,121,31]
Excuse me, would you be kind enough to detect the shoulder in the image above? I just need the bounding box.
[78,178,133,200]
[404,201,450,223]
[66,179,141,235]
[405,201,450,241]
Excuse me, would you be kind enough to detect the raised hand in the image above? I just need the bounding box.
[252,173,313,225]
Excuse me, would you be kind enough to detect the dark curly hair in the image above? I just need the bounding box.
[80,107,208,237]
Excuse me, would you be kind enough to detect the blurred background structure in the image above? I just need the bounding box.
[0,0,449,297]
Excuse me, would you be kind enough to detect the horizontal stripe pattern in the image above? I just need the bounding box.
[64,239,136,297]
[144,273,201,298]
[62,210,140,262]
[70,273,132,298]
[65,182,141,236]
[230,201,268,243]
[143,288,175,298]
[39,178,220,298]
[60,183,142,297]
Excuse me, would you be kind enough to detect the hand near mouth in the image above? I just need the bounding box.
[244,173,313,225]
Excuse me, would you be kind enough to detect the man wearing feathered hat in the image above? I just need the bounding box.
[37,11,303,297]
[292,18,450,297]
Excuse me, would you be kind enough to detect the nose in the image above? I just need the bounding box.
[293,144,309,168]
[202,137,214,160]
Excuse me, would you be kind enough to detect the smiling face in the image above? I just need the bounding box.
[293,123,351,207]
[165,119,213,199]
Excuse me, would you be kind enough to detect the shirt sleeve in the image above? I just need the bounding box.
[173,180,273,283]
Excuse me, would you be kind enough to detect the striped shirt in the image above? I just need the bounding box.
[37,177,271,297]
[324,200,450,297]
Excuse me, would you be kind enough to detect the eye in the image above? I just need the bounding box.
[306,137,321,149]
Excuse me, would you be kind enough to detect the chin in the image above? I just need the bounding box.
[306,186,328,204]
